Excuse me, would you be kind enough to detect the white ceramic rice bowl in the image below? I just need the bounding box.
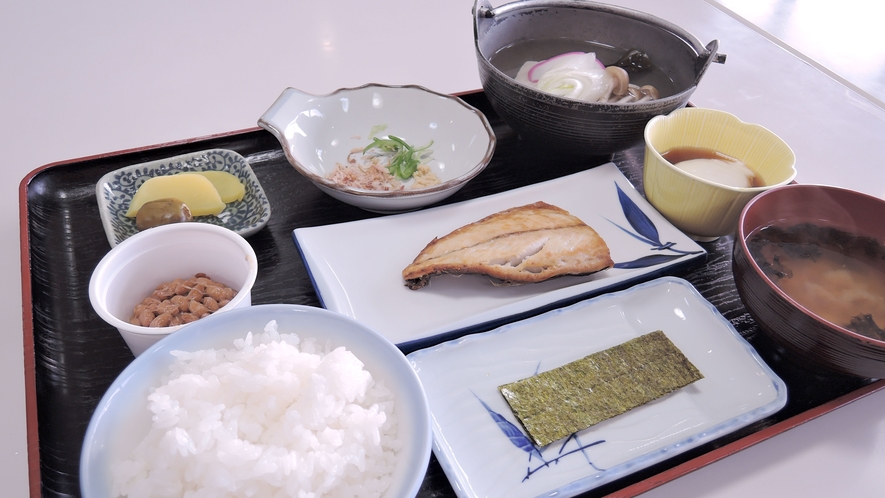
[258,84,496,213]
[80,304,433,498]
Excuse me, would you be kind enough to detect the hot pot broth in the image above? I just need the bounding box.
[490,38,678,98]
[747,222,885,341]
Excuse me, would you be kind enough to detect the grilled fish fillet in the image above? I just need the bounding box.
[402,201,613,289]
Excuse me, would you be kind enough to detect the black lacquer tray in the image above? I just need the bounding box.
[20,91,883,497]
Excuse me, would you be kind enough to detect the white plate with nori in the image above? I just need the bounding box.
[406,276,787,498]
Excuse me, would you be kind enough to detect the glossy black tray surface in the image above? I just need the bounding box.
[23,91,875,497]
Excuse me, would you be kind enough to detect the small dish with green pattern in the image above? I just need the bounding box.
[96,149,271,247]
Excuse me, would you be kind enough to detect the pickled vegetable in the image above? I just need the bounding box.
[189,171,246,203]
[135,198,194,230]
[125,174,225,217]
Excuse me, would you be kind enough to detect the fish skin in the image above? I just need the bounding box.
[410,202,585,265]
[402,202,613,289]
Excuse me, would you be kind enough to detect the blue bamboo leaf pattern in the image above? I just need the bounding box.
[524,438,606,481]
[559,433,604,470]
[613,254,690,269]
[607,217,664,248]
[616,182,661,245]
[473,392,607,482]
[473,393,544,460]
[607,181,703,268]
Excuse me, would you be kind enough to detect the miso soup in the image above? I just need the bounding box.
[490,38,678,98]
[747,222,885,341]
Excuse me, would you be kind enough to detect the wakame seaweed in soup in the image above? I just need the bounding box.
[747,222,885,341]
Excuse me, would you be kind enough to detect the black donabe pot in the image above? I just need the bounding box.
[474,0,725,157]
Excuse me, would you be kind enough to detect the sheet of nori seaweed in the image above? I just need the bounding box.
[498,330,704,447]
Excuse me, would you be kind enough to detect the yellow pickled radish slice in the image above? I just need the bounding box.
[125,174,225,217]
[188,171,246,203]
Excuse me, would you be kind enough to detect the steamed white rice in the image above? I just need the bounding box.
[113,320,400,498]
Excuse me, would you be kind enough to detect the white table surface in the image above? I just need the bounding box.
[4,0,885,496]
[713,0,885,109]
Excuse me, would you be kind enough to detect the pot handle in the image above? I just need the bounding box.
[473,0,495,42]
[694,40,726,85]
[257,87,314,140]
[473,0,494,19]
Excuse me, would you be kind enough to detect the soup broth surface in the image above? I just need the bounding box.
[490,38,678,98]
[747,222,885,341]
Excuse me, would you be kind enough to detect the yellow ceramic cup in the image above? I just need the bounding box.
[643,107,796,241]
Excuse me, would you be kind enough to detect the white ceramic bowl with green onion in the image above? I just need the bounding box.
[258,84,497,214]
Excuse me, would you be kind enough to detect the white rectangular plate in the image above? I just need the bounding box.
[407,276,787,498]
[293,163,706,348]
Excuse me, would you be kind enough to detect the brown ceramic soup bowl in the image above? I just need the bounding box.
[473,0,725,157]
[733,184,885,378]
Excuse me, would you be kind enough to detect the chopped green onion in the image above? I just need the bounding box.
[363,135,433,180]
